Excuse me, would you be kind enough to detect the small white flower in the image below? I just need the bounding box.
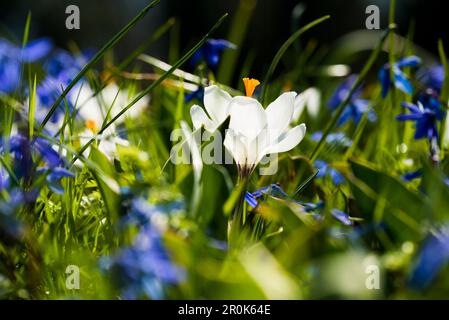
[73,82,149,133]
[292,87,321,122]
[71,83,148,159]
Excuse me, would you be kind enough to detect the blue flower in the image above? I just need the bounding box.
[2,135,73,194]
[190,39,236,70]
[396,101,445,142]
[401,169,423,182]
[310,131,352,148]
[409,226,449,290]
[43,49,91,79]
[418,64,444,93]
[37,167,74,195]
[245,184,289,209]
[0,38,52,94]
[122,197,184,227]
[185,87,204,103]
[101,224,184,300]
[331,209,353,226]
[20,38,53,62]
[315,160,345,185]
[36,50,92,125]
[328,75,376,126]
[378,56,421,98]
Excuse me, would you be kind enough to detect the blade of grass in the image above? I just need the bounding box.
[293,170,318,197]
[261,15,330,104]
[71,13,229,164]
[21,11,32,48]
[28,74,37,138]
[39,0,161,130]
[310,27,393,161]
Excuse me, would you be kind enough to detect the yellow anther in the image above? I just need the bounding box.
[85,119,97,132]
[243,78,260,97]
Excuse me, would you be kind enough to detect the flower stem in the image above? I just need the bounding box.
[227,169,250,250]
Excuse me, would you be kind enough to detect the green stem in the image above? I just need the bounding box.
[228,171,250,250]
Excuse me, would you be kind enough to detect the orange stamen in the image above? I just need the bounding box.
[243,78,260,97]
[85,119,97,132]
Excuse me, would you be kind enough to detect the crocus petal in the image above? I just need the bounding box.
[264,123,306,155]
[293,88,321,121]
[223,128,248,166]
[203,85,232,125]
[180,121,203,182]
[190,104,216,131]
[265,91,296,142]
[228,96,267,141]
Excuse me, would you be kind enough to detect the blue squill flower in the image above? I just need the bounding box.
[328,75,376,126]
[2,134,73,194]
[43,49,90,80]
[190,39,236,70]
[315,160,345,185]
[311,131,352,148]
[396,101,445,142]
[401,169,423,182]
[35,49,92,125]
[101,224,184,300]
[331,209,353,226]
[37,167,74,195]
[418,64,444,93]
[245,184,289,209]
[0,38,52,94]
[185,87,204,103]
[409,226,449,290]
[379,56,421,98]
[122,197,184,227]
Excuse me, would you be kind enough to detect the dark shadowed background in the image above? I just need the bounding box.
[0,0,447,80]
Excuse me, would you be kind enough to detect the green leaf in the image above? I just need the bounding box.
[88,146,120,223]
[349,159,430,240]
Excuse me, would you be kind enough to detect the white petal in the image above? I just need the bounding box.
[265,123,306,154]
[75,84,104,128]
[228,96,267,141]
[203,85,232,125]
[305,88,321,118]
[180,121,203,181]
[265,92,296,142]
[293,88,321,121]
[224,129,248,166]
[190,105,216,132]
[292,95,306,122]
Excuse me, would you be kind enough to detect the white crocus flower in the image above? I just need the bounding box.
[292,87,321,122]
[223,78,306,175]
[71,83,149,159]
[190,85,232,132]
